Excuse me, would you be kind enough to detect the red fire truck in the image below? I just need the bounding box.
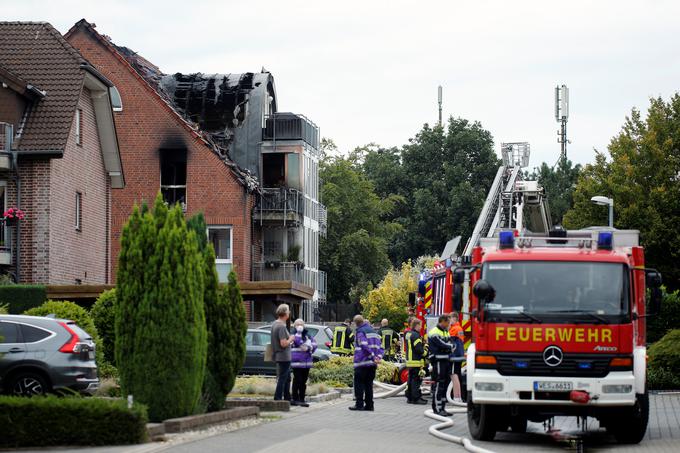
[464,228,662,444]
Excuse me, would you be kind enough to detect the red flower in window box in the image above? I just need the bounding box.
[3,207,26,222]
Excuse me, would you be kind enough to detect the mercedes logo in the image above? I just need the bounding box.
[543,345,563,367]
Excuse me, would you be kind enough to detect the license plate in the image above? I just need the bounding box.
[534,381,573,392]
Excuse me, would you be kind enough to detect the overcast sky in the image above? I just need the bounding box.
[6,0,680,167]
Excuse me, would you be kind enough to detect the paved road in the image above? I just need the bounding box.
[163,392,680,453]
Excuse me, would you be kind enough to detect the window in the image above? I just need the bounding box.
[109,86,123,112]
[160,149,187,211]
[209,227,232,261]
[0,322,20,343]
[208,226,233,283]
[75,192,82,231]
[21,324,51,343]
[75,109,82,145]
[0,182,7,250]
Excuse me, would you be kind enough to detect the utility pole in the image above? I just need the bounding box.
[438,85,443,127]
[555,84,569,163]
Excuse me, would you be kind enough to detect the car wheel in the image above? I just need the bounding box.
[11,372,49,397]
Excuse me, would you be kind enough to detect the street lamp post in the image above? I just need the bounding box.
[591,196,614,228]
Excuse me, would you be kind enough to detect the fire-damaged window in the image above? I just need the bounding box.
[160,149,187,211]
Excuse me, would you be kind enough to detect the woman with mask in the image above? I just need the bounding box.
[290,318,317,407]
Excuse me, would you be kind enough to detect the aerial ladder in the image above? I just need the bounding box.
[459,142,552,322]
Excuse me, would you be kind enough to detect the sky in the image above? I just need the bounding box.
[5,0,680,168]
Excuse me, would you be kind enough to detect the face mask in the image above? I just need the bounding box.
[296,325,304,333]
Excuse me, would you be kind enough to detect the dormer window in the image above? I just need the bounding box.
[110,86,122,112]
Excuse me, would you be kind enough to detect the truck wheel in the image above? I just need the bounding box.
[467,392,497,441]
[510,417,528,433]
[608,390,649,444]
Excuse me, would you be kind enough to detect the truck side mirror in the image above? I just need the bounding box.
[408,292,416,307]
[453,269,465,284]
[473,279,496,304]
[645,269,663,316]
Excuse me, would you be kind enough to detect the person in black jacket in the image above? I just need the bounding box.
[404,318,427,404]
[428,315,454,416]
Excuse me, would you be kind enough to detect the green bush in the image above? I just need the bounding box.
[0,284,46,314]
[0,302,7,314]
[116,196,207,422]
[91,289,116,365]
[24,301,104,367]
[188,214,246,412]
[647,287,680,344]
[648,329,680,390]
[0,395,147,447]
[309,356,397,386]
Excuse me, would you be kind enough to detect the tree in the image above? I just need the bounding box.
[361,261,418,330]
[90,289,117,365]
[116,195,207,422]
[526,159,581,225]
[320,157,396,305]
[564,95,680,289]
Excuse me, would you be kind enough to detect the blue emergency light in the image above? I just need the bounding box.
[597,231,613,250]
[513,360,529,369]
[577,361,593,370]
[499,231,515,249]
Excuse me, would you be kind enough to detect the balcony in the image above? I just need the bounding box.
[252,262,326,301]
[263,113,319,149]
[254,187,304,226]
[0,224,11,265]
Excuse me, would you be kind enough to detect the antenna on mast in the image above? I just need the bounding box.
[438,85,443,127]
[555,84,569,163]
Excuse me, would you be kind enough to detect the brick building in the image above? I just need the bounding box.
[0,22,124,284]
[66,20,321,320]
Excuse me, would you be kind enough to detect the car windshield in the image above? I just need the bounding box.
[482,261,629,320]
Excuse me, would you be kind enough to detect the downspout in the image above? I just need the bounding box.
[11,150,20,283]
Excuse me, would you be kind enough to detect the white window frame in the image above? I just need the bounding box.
[110,86,123,112]
[0,181,7,250]
[207,226,233,264]
[75,191,82,231]
[75,108,82,146]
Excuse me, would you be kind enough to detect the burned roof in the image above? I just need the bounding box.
[66,19,261,191]
[0,22,89,151]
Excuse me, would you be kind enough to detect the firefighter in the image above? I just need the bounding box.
[428,314,454,416]
[448,311,465,402]
[378,319,396,361]
[331,319,353,356]
[405,318,427,405]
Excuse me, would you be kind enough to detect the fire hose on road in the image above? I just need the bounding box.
[372,379,497,453]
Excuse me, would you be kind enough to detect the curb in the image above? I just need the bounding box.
[308,391,341,402]
[224,399,290,412]
[163,406,259,433]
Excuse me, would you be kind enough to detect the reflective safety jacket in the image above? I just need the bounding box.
[353,323,384,368]
[331,324,353,354]
[428,325,453,361]
[291,329,318,369]
[404,329,424,368]
[378,326,396,356]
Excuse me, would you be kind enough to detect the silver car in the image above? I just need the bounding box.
[0,315,99,396]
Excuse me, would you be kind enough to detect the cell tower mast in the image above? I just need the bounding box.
[438,85,443,127]
[555,84,569,162]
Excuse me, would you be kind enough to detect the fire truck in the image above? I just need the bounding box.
[412,143,662,444]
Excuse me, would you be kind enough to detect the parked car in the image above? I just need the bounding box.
[256,323,334,351]
[241,328,331,375]
[0,314,99,396]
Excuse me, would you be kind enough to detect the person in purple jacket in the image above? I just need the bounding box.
[291,318,317,407]
[349,315,384,412]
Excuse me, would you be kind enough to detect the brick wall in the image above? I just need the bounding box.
[67,29,255,283]
[48,88,109,284]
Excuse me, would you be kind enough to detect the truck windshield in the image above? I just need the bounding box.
[482,261,629,321]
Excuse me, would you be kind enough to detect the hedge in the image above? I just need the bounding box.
[0,284,46,314]
[648,329,680,390]
[309,356,398,387]
[647,287,680,344]
[0,396,147,447]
